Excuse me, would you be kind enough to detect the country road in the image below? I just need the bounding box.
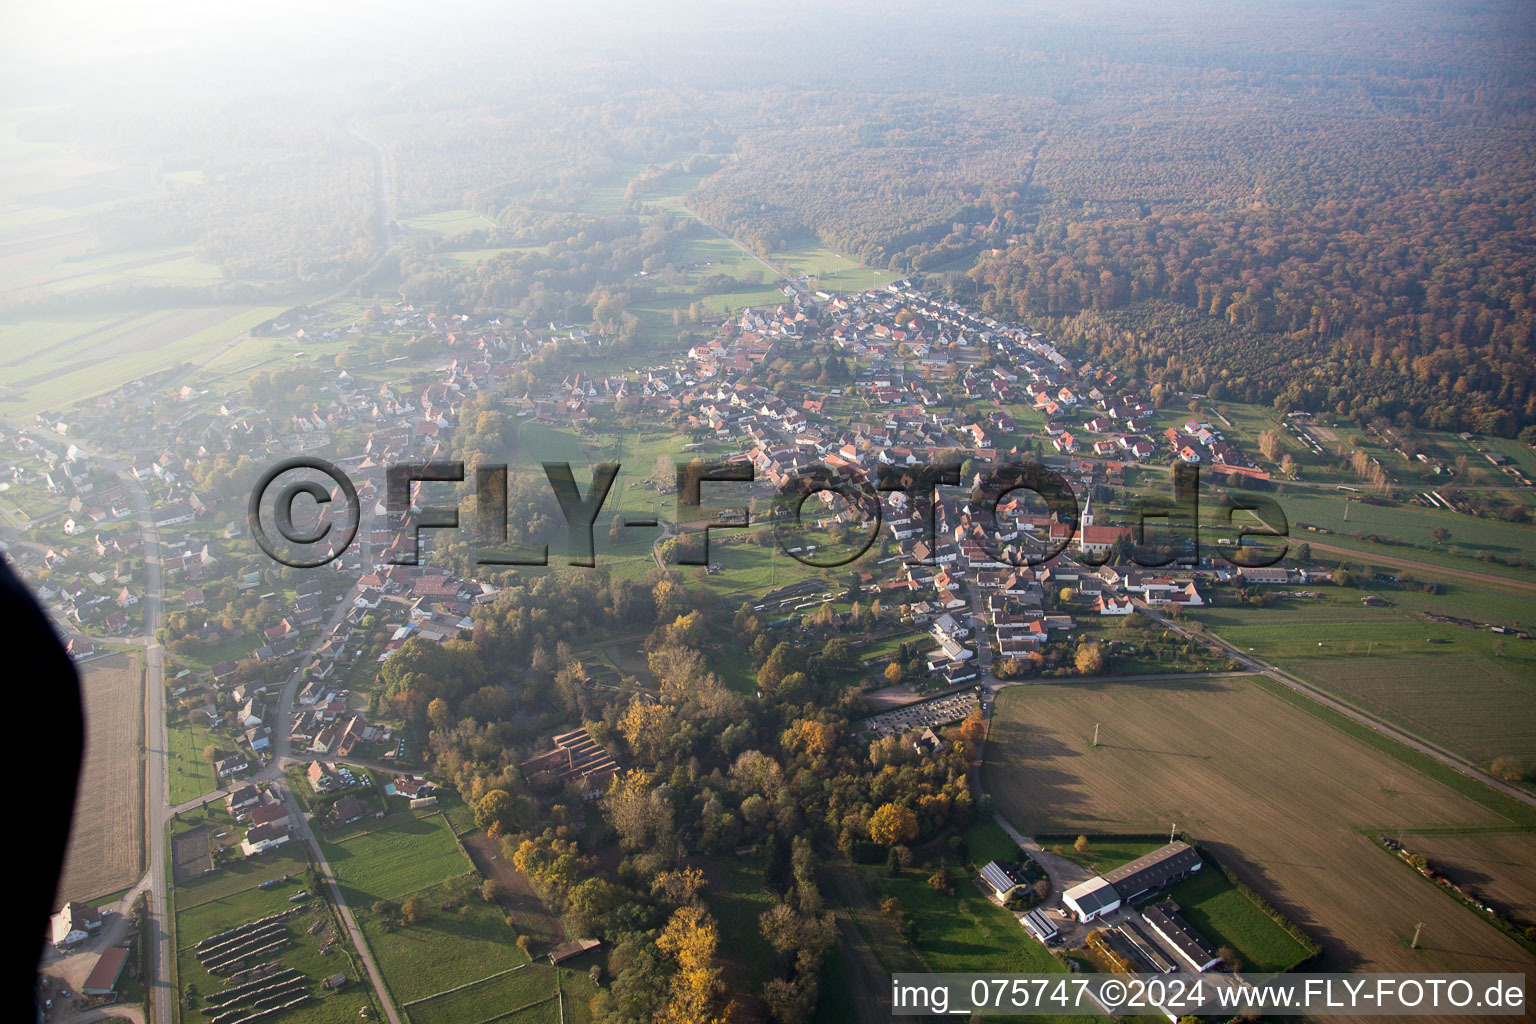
[1300,536,1536,595]
[19,422,402,1024]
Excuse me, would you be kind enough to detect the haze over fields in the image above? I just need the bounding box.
[9,3,1535,1024]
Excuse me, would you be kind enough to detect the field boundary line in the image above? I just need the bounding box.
[464,992,559,1024]
[175,874,290,915]
[165,829,180,1024]
[327,808,443,845]
[401,962,528,1007]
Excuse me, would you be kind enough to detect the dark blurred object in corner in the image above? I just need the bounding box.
[3,559,82,1018]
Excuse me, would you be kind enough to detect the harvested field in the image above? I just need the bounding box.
[57,651,143,905]
[1406,831,1536,924]
[1294,655,1536,766]
[983,675,1536,978]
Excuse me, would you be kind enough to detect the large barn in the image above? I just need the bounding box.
[1061,841,1203,922]
[1142,899,1221,971]
[1101,841,1202,902]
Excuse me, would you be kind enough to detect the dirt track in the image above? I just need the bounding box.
[460,830,568,950]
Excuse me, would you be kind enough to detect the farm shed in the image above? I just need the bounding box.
[1115,918,1179,973]
[1101,841,1202,902]
[978,860,1032,901]
[1142,899,1221,972]
[1020,908,1059,943]
[548,938,601,965]
[82,946,129,995]
[1063,876,1121,922]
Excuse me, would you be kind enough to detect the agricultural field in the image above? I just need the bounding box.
[1038,836,1164,875]
[1277,489,1536,565]
[1196,591,1536,767]
[56,651,144,905]
[982,675,1536,974]
[406,962,559,1024]
[1399,831,1536,925]
[859,860,1065,976]
[962,819,1026,868]
[0,303,284,417]
[172,844,377,1024]
[318,808,558,1021]
[322,811,469,901]
[356,876,531,1009]
[399,208,498,237]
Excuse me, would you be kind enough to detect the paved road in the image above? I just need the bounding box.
[20,424,401,1024]
[21,428,178,1024]
[1299,536,1536,595]
[281,789,403,1024]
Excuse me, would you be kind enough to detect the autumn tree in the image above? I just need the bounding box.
[606,770,677,853]
[1258,429,1283,463]
[655,905,731,1024]
[1074,643,1105,675]
[782,718,836,758]
[619,698,677,764]
[653,867,708,908]
[868,803,920,847]
[474,789,516,835]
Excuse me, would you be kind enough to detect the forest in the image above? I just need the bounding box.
[367,566,982,1024]
[20,2,1532,434]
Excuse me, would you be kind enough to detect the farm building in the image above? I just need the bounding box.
[548,938,601,965]
[1020,908,1059,944]
[1102,841,1202,902]
[1062,876,1121,922]
[1115,918,1179,973]
[1063,841,1202,921]
[50,901,107,949]
[1142,899,1220,971]
[82,946,129,995]
[978,860,1033,902]
[520,727,622,798]
[1238,567,1291,584]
